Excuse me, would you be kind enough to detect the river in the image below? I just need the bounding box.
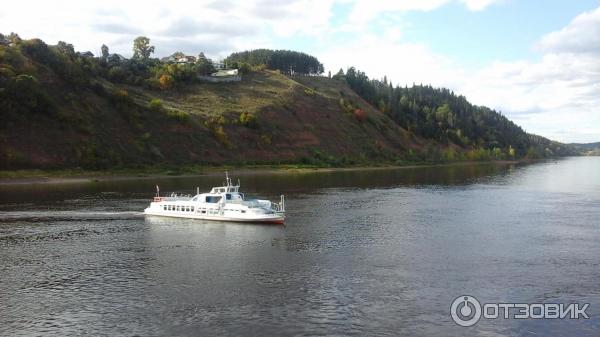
[1,157,599,336]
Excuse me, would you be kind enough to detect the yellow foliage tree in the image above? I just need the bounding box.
[159,74,174,90]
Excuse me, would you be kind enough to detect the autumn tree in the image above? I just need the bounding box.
[159,74,174,90]
[132,36,155,60]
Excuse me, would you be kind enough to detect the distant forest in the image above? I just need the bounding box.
[225,49,324,76]
[332,68,573,158]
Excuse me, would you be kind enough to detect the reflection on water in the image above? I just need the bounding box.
[1,158,599,336]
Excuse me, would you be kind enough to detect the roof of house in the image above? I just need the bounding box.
[161,53,197,63]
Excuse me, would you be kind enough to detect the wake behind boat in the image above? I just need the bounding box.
[144,173,285,224]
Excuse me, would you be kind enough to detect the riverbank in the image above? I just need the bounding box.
[0,160,534,185]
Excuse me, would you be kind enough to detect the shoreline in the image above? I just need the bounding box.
[0,160,537,186]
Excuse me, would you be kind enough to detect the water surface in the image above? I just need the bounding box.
[1,158,599,336]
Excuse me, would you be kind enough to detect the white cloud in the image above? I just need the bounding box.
[458,7,600,143]
[0,0,335,58]
[319,5,600,143]
[347,0,500,25]
[537,6,600,55]
[459,0,499,11]
[319,35,464,89]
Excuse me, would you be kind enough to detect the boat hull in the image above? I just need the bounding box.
[144,208,285,224]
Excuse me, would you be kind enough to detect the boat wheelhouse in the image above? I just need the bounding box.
[144,173,285,224]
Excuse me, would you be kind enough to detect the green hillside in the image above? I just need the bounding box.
[570,142,600,156]
[0,35,578,170]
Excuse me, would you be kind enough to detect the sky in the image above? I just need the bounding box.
[2,0,599,143]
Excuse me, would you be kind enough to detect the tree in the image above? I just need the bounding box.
[508,145,516,158]
[196,53,215,75]
[197,52,208,63]
[132,36,155,60]
[101,44,109,59]
[237,62,251,75]
[8,32,21,45]
[159,74,174,90]
[56,41,75,56]
[224,49,324,75]
[332,68,345,80]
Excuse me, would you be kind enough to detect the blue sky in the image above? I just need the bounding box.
[396,0,599,65]
[1,0,599,142]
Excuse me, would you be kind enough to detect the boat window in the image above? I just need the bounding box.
[226,193,232,200]
[201,210,206,214]
[206,196,222,203]
[241,210,246,213]
[191,206,195,212]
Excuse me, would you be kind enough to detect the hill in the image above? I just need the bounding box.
[0,35,579,170]
[569,142,600,156]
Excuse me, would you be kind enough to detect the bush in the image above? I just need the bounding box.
[304,88,315,96]
[353,108,367,122]
[260,134,271,145]
[212,125,232,148]
[442,148,457,161]
[238,62,252,75]
[108,66,127,82]
[166,109,189,122]
[91,81,106,96]
[115,89,129,99]
[148,98,163,111]
[159,74,174,90]
[19,39,55,65]
[239,112,257,128]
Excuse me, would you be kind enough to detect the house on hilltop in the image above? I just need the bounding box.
[198,68,241,83]
[161,53,196,64]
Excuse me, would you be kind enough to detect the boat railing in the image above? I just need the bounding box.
[154,194,193,202]
[273,195,285,213]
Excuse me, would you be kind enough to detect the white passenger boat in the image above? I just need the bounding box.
[144,173,285,224]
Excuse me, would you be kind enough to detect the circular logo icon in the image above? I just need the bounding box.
[451,295,482,327]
